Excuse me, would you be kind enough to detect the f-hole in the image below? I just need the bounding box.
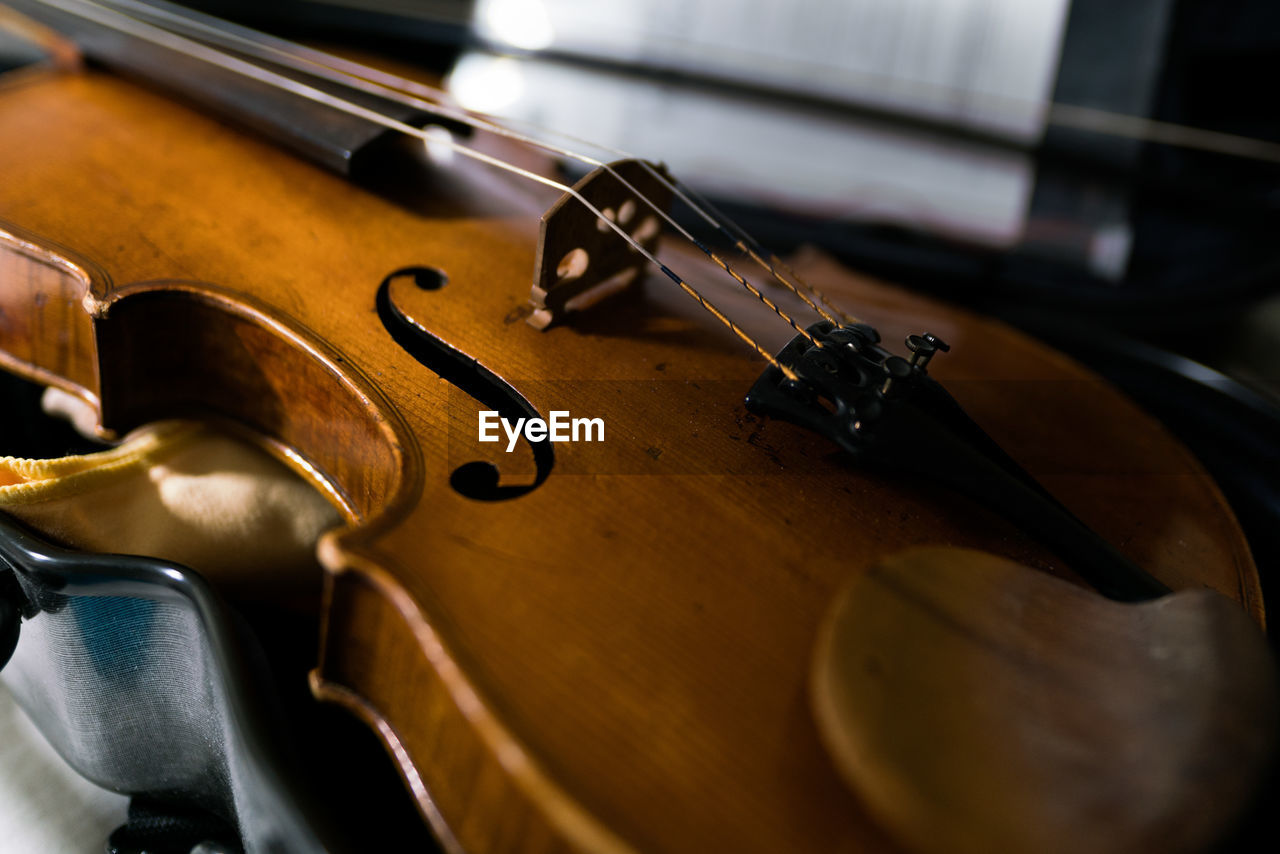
[376,272,553,501]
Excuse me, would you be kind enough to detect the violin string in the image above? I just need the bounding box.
[637,178,858,325]
[482,10,1280,167]
[76,0,1280,340]
[95,2,1280,191]
[95,0,842,340]
[94,2,1280,170]
[1046,102,1280,164]
[114,0,1280,321]
[43,0,802,379]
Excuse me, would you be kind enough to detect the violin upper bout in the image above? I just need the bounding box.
[528,160,673,330]
[0,218,417,521]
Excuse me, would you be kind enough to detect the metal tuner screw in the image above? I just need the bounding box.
[905,333,950,370]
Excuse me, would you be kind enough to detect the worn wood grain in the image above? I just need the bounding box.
[812,547,1277,854]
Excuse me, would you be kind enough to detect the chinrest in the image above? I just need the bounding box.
[812,547,1277,854]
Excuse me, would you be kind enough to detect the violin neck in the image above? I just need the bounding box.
[9,0,424,175]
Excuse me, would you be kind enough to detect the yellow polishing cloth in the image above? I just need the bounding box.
[0,398,341,600]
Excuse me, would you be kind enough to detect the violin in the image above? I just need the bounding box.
[0,2,1273,853]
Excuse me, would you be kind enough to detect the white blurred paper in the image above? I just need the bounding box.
[475,0,1071,144]
[449,51,1037,246]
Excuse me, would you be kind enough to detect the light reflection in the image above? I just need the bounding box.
[447,53,526,113]
[475,0,555,51]
[422,124,456,166]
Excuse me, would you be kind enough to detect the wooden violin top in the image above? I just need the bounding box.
[0,60,1264,854]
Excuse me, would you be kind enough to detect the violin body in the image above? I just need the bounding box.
[0,30,1265,854]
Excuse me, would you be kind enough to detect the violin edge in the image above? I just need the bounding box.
[311,543,640,854]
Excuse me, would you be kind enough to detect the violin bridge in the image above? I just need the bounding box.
[528,159,673,330]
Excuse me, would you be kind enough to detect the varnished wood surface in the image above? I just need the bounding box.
[0,65,1265,854]
[813,547,1277,854]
